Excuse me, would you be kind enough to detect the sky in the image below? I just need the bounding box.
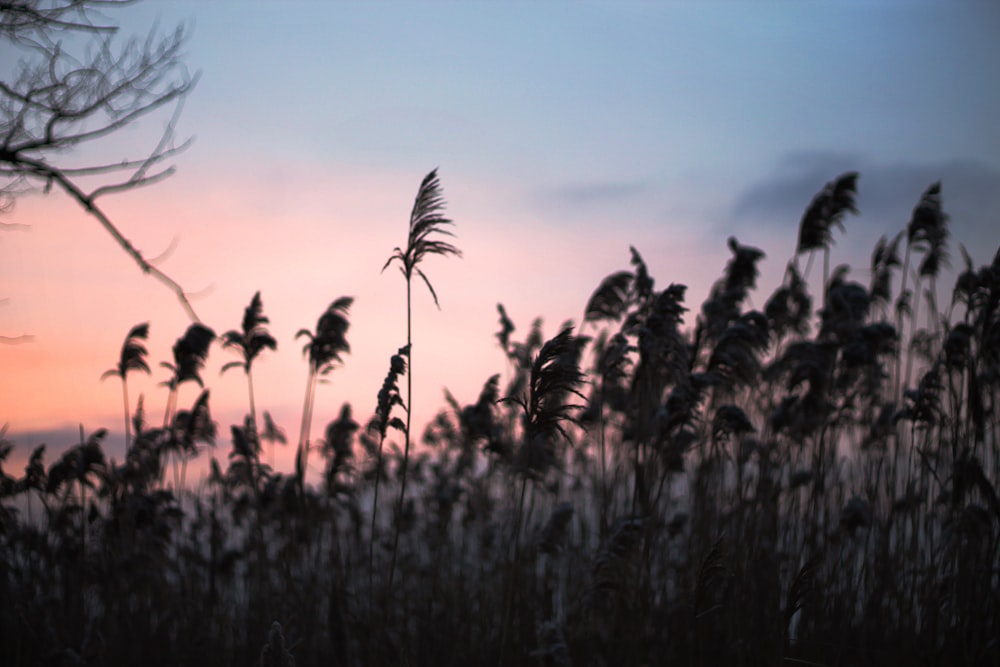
[3,1,1000,481]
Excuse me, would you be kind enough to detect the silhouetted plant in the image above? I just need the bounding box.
[699,237,766,342]
[168,389,215,491]
[0,426,14,501]
[158,323,214,488]
[382,168,461,589]
[707,310,769,395]
[504,327,587,479]
[629,245,655,307]
[584,331,633,530]
[259,411,287,469]
[628,283,689,512]
[118,395,164,493]
[765,262,813,342]
[368,344,408,608]
[899,182,951,397]
[591,515,645,613]
[584,270,634,324]
[259,621,296,667]
[496,303,516,356]
[870,233,903,318]
[46,426,106,550]
[228,417,261,495]
[819,269,870,342]
[221,291,277,464]
[295,297,352,495]
[101,322,151,453]
[160,323,216,426]
[498,326,586,663]
[443,373,501,473]
[503,314,546,408]
[321,403,358,498]
[795,171,859,309]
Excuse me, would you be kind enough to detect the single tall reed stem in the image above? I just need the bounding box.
[383,169,461,590]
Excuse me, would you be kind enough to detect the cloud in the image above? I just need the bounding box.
[729,152,1000,263]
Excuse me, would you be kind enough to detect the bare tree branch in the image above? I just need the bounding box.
[8,151,200,320]
[1,0,129,38]
[1,0,200,320]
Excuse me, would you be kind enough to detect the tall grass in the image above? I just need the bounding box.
[1,172,998,666]
[294,297,352,496]
[221,292,278,462]
[382,168,461,589]
[101,322,151,454]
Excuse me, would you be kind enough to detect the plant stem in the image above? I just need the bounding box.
[369,430,387,616]
[297,368,316,495]
[599,391,609,538]
[247,365,259,462]
[823,244,830,312]
[388,276,413,590]
[499,475,529,666]
[895,242,913,401]
[121,376,132,454]
[903,270,923,398]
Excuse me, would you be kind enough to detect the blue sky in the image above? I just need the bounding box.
[161,2,1000,201]
[3,1,999,478]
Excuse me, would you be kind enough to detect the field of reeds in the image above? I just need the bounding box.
[2,171,999,666]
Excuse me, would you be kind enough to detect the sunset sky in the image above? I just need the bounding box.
[3,1,1000,480]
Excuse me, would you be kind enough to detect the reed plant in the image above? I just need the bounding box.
[222,292,278,463]
[101,322,151,454]
[1,172,998,666]
[382,168,461,589]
